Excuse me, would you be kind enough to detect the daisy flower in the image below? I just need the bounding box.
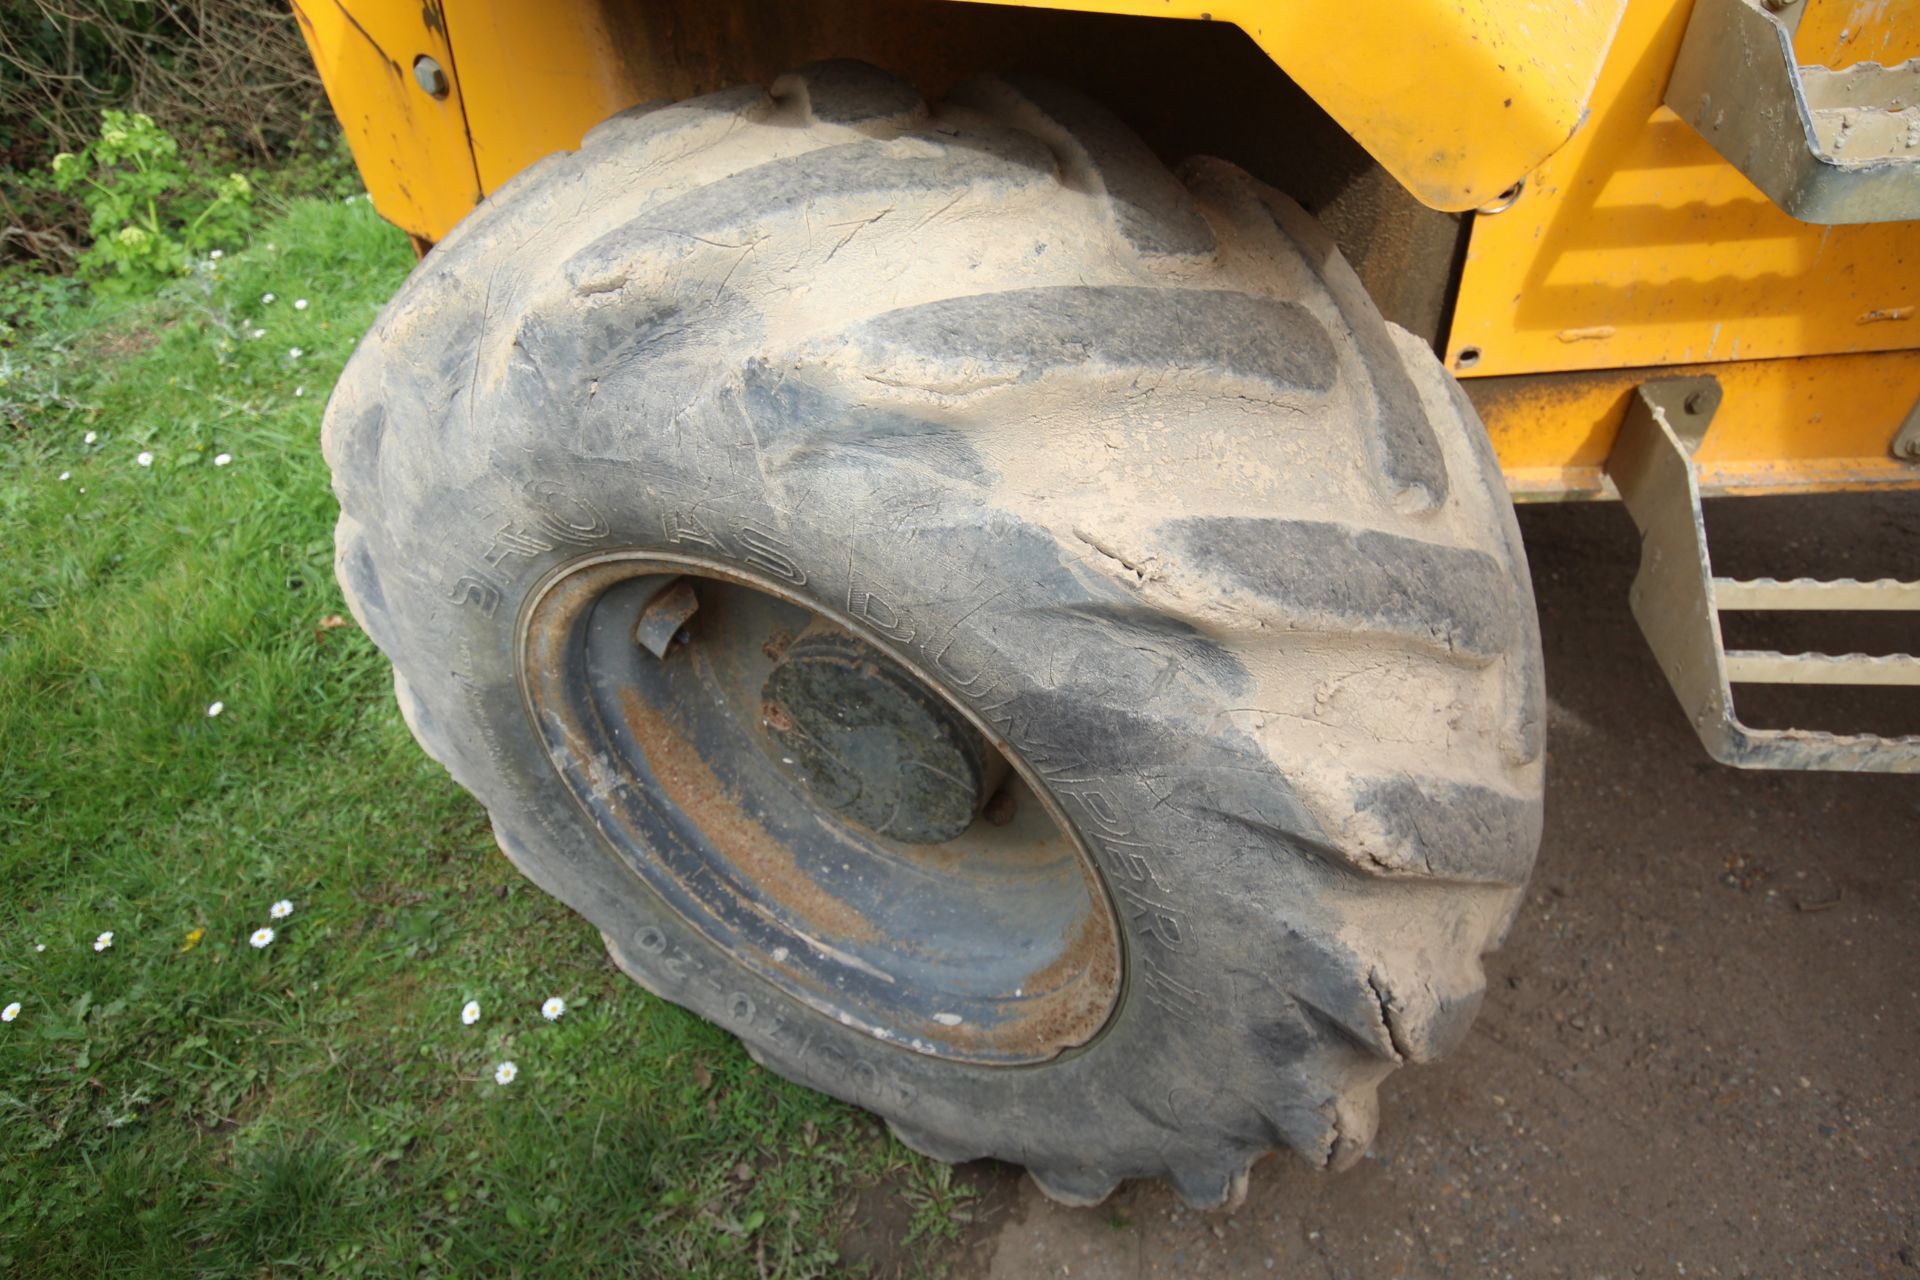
[249,927,275,949]
[541,996,567,1022]
[294,299,309,311]
[250,328,265,340]
[270,899,293,920]
[288,348,303,359]
[461,1000,481,1025]
[209,249,223,260]
[94,931,113,952]
[59,471,70,481]
[214,453,233,466]
[136,452,153,467]
[34,944,44,953]
[206,701,224,717]
[494,1061,518,1085]
[262,292,276,304]
[2,1003,19,1022]
[83,430,97,444]
[293,387,305,398]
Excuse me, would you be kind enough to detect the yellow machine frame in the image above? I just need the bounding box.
[294,0,1920,502]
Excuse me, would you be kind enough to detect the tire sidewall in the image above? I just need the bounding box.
[361,367,1337,1172]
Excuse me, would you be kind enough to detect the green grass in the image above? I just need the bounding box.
[0,196,968,1277]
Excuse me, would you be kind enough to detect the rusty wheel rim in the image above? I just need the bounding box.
[517,551,1124,1066]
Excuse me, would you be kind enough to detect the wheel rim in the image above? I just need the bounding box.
[518,552,1124,1065]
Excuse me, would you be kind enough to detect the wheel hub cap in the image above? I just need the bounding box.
[761,632,996,845]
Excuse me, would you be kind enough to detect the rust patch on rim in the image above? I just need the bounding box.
[517,550,1125,1066]
[615,685,881,946]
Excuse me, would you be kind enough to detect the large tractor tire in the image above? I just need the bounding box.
[324,61,1545,1209]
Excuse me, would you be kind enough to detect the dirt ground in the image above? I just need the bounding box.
[871,491,1920,1278]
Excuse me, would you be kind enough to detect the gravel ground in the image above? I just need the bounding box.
[934,490,1920,1279]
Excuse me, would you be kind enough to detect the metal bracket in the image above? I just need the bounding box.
[1605,379,1920,772]
[632,576,699,658]
[1894,396,1920,463]
[1665,0,1920,224]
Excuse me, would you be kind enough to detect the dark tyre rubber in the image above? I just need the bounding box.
[325,61,1545,1209]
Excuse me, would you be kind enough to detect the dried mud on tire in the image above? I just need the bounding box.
[324,60,1545,1207]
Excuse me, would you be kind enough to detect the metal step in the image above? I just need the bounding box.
[1722,650,1920,686]
[1666,0,1920,224]
[1714,577,1920,611]
[1604,377,1920,772]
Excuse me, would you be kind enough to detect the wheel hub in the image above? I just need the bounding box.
[760,632,997,845]
[517,555,1122,1065]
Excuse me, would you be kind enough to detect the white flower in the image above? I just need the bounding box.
[250,329,265,340]
[293,387,305,398]
[34,944,44,953]
[288,348,302,359]
[83,430,97,444]
[249,927,275,949]
[262,292,275,304]
[461,1000,481,1025]
[270,899,293,920]
[206,701,224,717]
[59,471,70,481]
[213,453,232,467]
[541,996,566,1022]
[209,249,223,260]
[136,451,153,467]
[2,1003,19,1022]
[494,1061,518,1085]
[94,931,113,952]
[294,299,309,311]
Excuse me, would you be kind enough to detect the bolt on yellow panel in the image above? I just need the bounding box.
[1448,0,1920,379]
[291,0,481,241]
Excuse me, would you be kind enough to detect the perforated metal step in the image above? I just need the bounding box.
[1604,378,1920,771]
[1666,0,1920,224]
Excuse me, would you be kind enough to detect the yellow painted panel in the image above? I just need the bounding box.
[1794,0,1920,67]
[291,0,481,241]
[443,0,644,192]
[948,0,1624,212]
[1448,0,1920,379]
[1470,352,1920,499]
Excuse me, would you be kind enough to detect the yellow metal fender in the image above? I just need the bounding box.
[953,0,1626,212]
[295,0,1625,240]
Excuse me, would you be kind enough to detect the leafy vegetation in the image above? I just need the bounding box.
[0,194,971,1277]
[51,111,254,291]
[1,0,328,275]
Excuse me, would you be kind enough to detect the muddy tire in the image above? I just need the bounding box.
[324,62,1545,1209]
